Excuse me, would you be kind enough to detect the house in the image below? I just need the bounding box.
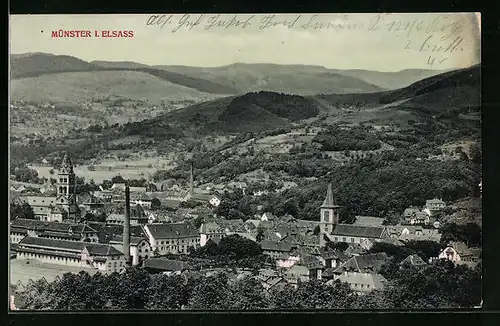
[77,192,106,212]
[260,276,287,294]
[391,226,442,243]
[199,221,225,247]
[143,258,192,275]
[109,236,151,266]
[276,252,301,268]
[332,252,389,276]
[209,195,221,207]
[425,198,446,215]
[260,240,296,259]
[284,264,310,283]
[281,233,320,248]
[400,254,427,269]
[261,212,276,222]
[110,183,126,191]
[402,207,431,225]
[131,193,153,209]
[328,271,387,294]
[10,218,99,244]
[143,223,200,255]
[438,241,481,267]
[16,236,125,273]
[328,224,390,244]
[299,255,325,280]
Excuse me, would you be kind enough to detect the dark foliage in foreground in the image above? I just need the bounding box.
[15,258,480,310]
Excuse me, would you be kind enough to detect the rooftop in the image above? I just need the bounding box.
[331,224,386,239]
[145,223,199,239]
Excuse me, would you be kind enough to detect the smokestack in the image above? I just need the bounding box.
[123,184,131,266]
[190,160,194,196]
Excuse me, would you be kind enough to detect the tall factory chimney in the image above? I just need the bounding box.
[123,183,131,266]
[189,160,194,196]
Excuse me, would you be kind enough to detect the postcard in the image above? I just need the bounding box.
[9,13,481,310]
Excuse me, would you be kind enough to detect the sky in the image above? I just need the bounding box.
[9,13,480,72]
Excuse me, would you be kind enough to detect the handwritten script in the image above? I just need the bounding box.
[145,14,471,67]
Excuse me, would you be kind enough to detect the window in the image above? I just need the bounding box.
[351,237,354,243]
[323,211,329,221]
[342,237,346,242]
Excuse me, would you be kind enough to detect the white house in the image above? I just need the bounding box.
[209,195,221,207]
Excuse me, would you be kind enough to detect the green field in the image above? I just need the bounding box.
[10,259,98,285]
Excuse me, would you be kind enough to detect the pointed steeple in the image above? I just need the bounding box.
[60,153,74,173]
[321,183,338,208]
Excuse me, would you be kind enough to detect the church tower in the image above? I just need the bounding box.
[319,183,340,235]
[57,154,75,196]
[56,153,80,222]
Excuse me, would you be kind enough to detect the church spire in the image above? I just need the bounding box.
[321,183,337,208]
[60,153,74,174]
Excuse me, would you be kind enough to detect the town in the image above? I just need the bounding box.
[9,153,482,309]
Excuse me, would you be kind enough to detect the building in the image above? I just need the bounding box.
[400,254,427,269]
[402,207,431,225]
[10,218,99,244]
[260,240,296,259]
[199,221,225,247]
[109,235,151,266]
[319,183,341,240]
[328,224,390,244]
[438,241,482,267]
[19,154,81,222]
[106,213,149,226]
[328,271,387,294]
[16,236,125,273]
[284,264,310,284]
[143,223,200,255]
[143,258,192,275]
[425,198,446,214]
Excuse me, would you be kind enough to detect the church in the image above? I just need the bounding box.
[20,154,81,222]
[319,183,389,246]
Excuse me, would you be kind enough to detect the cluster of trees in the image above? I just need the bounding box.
[10,164,43,184]
[222,92,319,124]
[312,126,381,151]
[16,256,481,310]
[439,222,482,247]
[10,202,35,220]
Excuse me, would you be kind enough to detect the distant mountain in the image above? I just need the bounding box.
[10,53,450,98]
[155,63,448,93]
[149,91,321,134]
[10,53,238,95]
[90,60,150,69]
[130,65,480,137]
[10,53,96,78]
[379,64,480,108]
[329,68,451,90]
[154,63,384,95]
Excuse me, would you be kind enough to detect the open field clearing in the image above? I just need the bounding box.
[10,259,98,285]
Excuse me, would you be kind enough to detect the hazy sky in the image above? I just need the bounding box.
[9,13,480,71]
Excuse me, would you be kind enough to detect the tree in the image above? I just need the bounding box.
[150,198,161,210]
[326,241,349,251]
[187,274,231,309]
[111,175,126,184]
[256,227,265,242]
[10,202,35,220]
[313,225,320,236]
